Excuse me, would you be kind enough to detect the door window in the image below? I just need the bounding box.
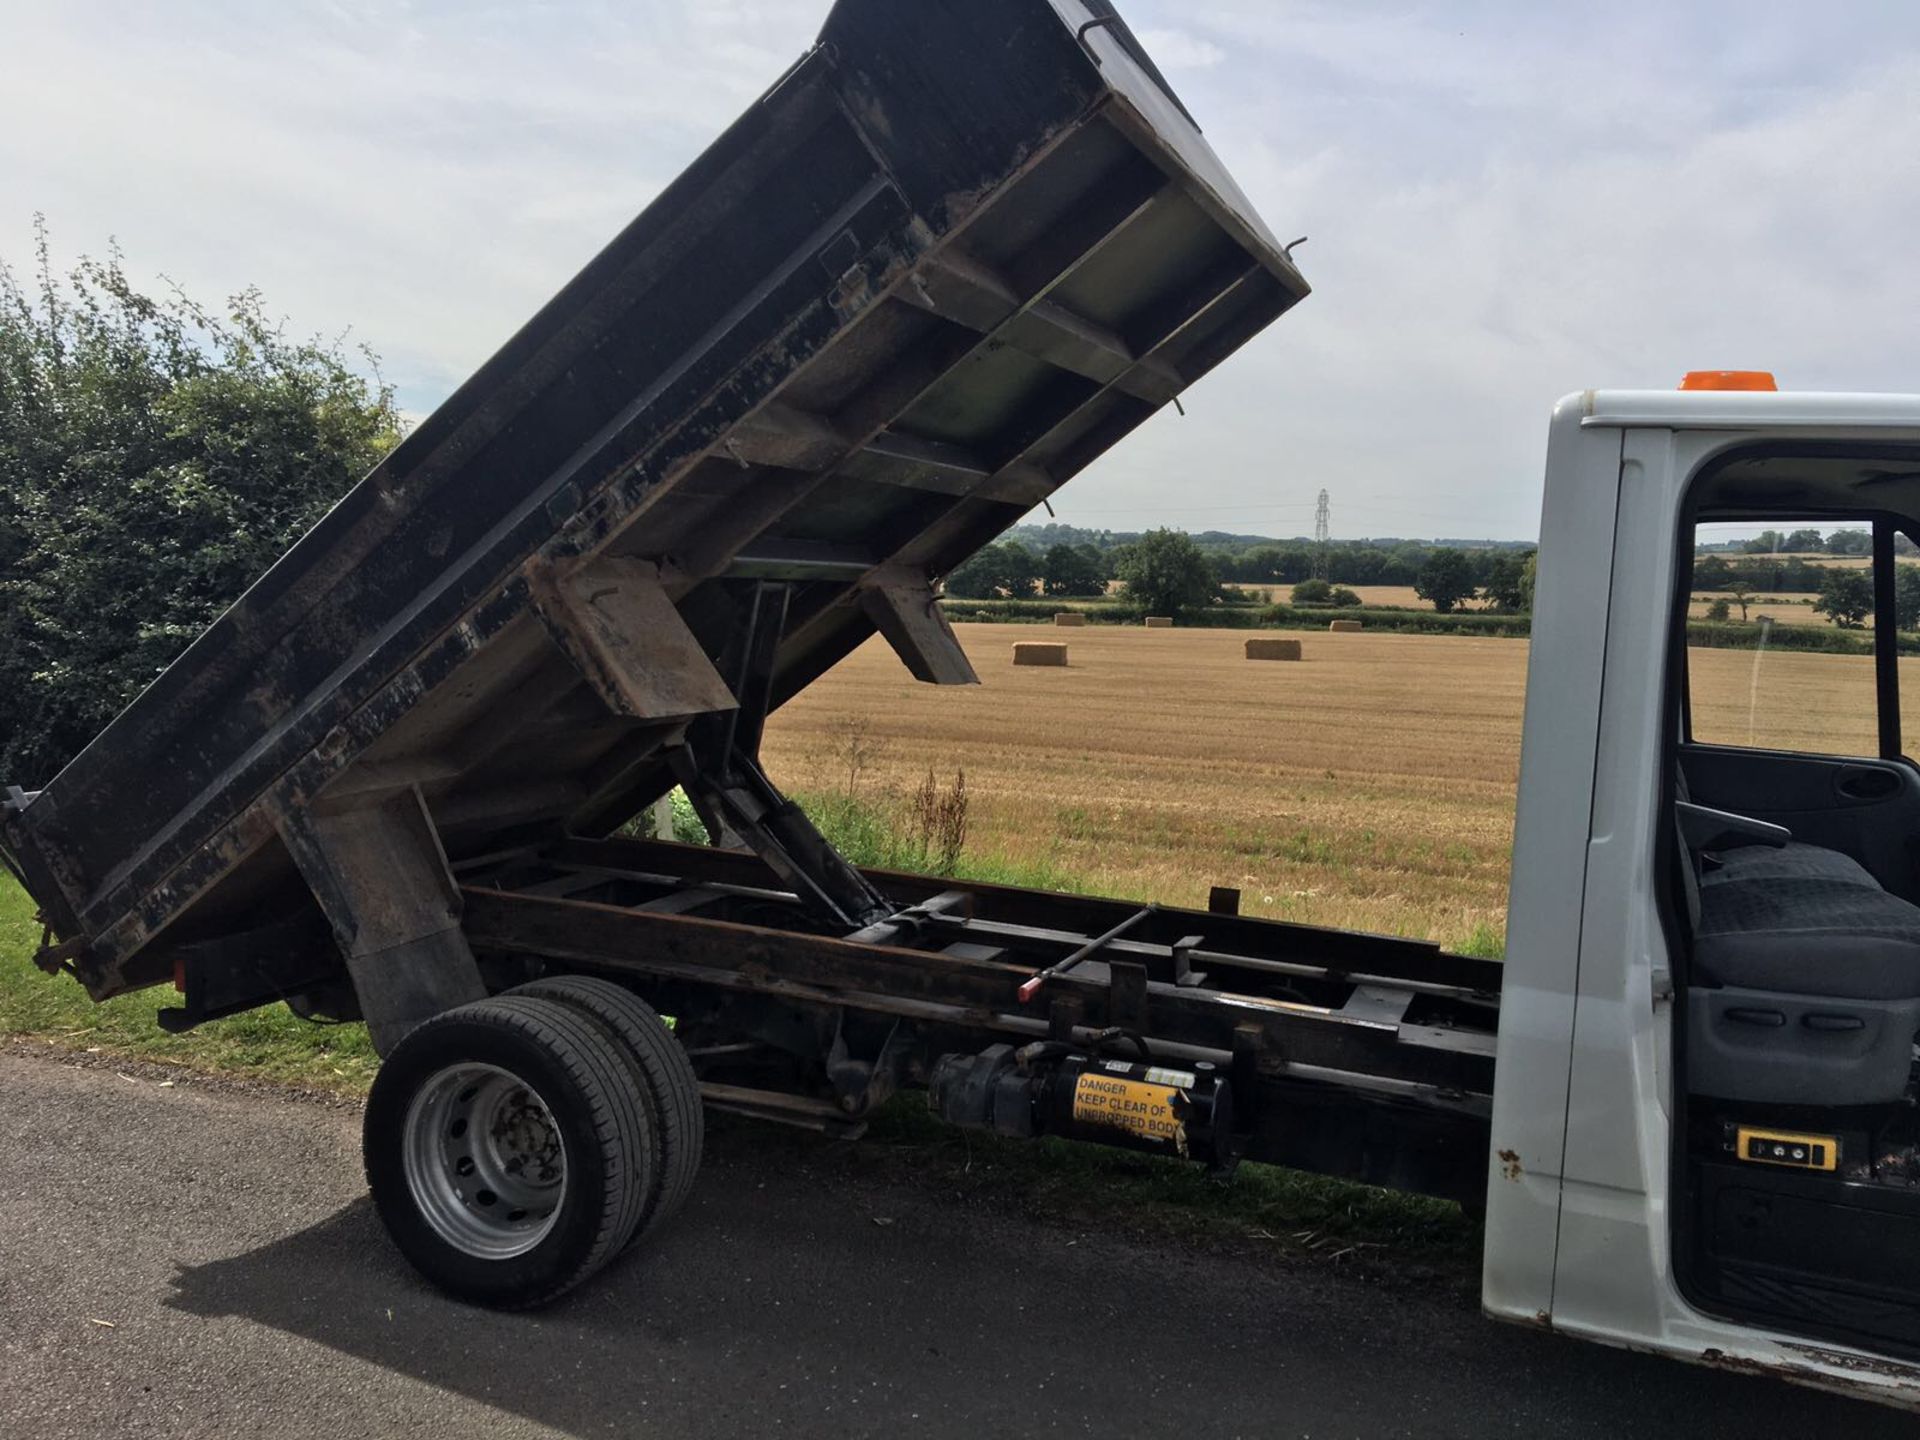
[1686,521,1897,757]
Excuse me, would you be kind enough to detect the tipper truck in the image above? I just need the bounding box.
[7,0,1920,1409]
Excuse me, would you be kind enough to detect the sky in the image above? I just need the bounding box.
[3,0,1917,541]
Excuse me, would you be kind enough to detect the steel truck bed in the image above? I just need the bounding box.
[2,0,1307,998]
[2,0,1494,1211]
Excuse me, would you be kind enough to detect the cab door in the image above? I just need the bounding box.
[1671,511,1920,1360]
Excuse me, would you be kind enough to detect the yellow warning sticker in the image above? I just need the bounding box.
[1072,1074,1186,1152]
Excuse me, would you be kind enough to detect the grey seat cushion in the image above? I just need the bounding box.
[1695,843,1920,1001]
[1699,841,1877,891]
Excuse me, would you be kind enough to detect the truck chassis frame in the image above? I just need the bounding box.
[444,826,1498,1206]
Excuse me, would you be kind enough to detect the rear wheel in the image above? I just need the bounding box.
[363,994,654,1308]
[509,976,705,1243]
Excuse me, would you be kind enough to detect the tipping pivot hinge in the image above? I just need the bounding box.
[672,583,894,930]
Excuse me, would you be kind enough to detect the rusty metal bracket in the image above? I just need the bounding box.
[1108,959,1150,1034]
[31,930,88,978]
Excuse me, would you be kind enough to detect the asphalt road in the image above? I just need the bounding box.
[1,1046,1912,1440]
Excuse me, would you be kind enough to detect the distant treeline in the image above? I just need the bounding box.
[1696,527,1911,558]
[1006,522,1534,587]
[948,524,1538,612]
[1696,553,1868,592]
[1014,523,1536,555]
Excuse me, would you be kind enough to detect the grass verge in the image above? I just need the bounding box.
[0,875,379,1092]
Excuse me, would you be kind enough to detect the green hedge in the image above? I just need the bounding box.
[1685,621,1920,656]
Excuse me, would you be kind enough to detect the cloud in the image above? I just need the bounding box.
[1044,0,1920,538]
[3,0,1916,539]
[0,0,820,402]
[1134,27,1227,70]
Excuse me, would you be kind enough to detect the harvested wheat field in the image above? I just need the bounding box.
[763,625,1526,948]
[1689,644,1904,754]
[762,626,1908,952]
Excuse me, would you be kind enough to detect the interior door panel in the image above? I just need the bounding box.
[1680,745,1920,900]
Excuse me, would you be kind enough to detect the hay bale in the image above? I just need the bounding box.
[1053,612,1087,628]
[1143,616,1173,629]
[1245,637,1303,662]
[1328,619,1363,633]
[1013,641,1069,668]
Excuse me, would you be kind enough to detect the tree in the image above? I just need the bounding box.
[1826,529,1873,557]
[1480,550,1534,612]
[1729,586,1753,622]
[1693,554,1732,590]
[1275,546,1315,584]
[1896,564,1920,631]
[1813,568,1874,629]
[1041,542,1107,597]
[995,542,1040,599]
[1783,528,1826,554]
[1705,598,1731,622]
[1414,548,1475,613]
[943,541,1040,599]
[1116,528,1217,618]
[940,548,1000,599]
[1742,529,1785,555]
[0,225,404,786]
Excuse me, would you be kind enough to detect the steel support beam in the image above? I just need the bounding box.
[859,567,979,685]
[277,786,485,1054]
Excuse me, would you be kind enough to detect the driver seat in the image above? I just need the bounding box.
[1680,797,1920,1106]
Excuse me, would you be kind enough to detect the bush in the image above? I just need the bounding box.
[1290,580,1360,608]
[1705,598,1731,622]
[0,225,403,785]
[622,787,709,844]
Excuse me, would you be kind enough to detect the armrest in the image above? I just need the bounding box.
[1675,801,1791,852]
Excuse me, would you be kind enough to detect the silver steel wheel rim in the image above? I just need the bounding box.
[400,1062,567,1260]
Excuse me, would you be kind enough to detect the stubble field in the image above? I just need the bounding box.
[764,625,1526,950]
[762,625,1896,953]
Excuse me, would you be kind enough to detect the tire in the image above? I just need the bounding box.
[362,994,655,1308]
[509,976,704,1244]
